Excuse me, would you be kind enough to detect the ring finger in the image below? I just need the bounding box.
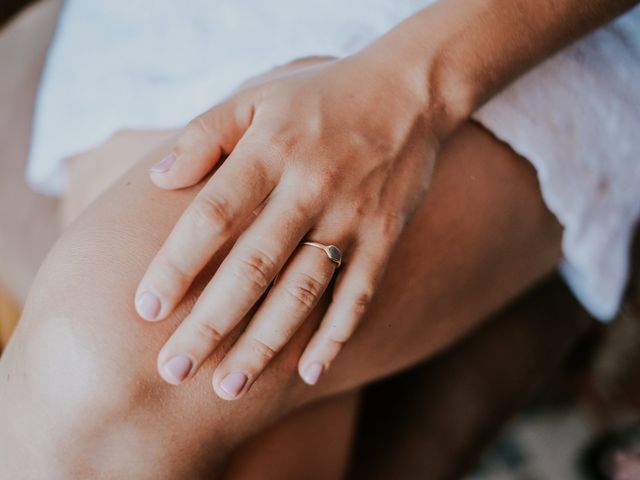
[211,237,344,399]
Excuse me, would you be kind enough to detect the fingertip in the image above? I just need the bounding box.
[135,290,162,321]
[149,151,182,189]
[149,150,222,190]
[150,152,177,174]
[214,370,249,401]
[159,354,194,385]
[149,173,182,190]
[300,362,324,386]
[149,152,192,190]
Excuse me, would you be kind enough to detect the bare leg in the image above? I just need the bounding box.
[61,129,179,226]
[0,118,564,479]
[63,129,362,479]
[65,130,365,480]
[1,97,365,479]
[55,127,592,480]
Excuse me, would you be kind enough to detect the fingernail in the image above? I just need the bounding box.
[136,291,161,320]
[150,153,177,173]
[162,355,192,384]
[302,363,323,385]
[219,371,248,399]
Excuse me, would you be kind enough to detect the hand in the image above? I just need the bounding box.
[133,0,629,400]
[135,50,450,399]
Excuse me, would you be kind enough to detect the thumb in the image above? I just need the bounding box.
[150,93,255,189]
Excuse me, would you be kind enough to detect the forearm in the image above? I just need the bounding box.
[363,0,638,135]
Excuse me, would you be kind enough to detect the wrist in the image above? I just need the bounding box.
[357,18,478,141]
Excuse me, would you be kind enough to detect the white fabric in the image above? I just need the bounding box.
[28,0,640,321]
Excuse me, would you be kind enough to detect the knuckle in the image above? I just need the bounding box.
[280,181,320,216]
[272,134,299,158]
[325,330,349,347]
[378,212,406,240]
[191,192,234,233]
[284,272,325,310]
[180,115,225,158]
[233,248,277,292]
[248,335,278,361]
[320,316,356,347]
[324,318,358,347]
[186,115,213,140]
[285,168,336,204]
[194,320,224,345]
[291,196,315,218]
[161,252,193,285]
[307,171,337,199]
[352,288,374,317]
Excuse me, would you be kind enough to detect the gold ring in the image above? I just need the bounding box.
[301,241,342,267]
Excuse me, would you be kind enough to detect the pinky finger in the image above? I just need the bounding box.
[297,241,390,386]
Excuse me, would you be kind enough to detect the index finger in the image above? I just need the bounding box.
[135,142,279,321]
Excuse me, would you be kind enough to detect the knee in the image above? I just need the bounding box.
[19,295,156,427]
[0,225,177,477]
[1,215,306,477]
[23,229,164,412]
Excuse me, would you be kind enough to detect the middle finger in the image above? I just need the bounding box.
[156,193,315,384]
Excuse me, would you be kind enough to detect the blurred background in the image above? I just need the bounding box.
[1,0,29,23]
[0,0,42,345]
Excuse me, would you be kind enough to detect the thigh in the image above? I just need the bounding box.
[61,129,178,225]
[0,122,562,478]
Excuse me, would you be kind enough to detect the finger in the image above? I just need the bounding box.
[155,194,316,385]
[150,93,255,189]
[297,239,392,386]
[135,138,279,321]
[211,239,341,400]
